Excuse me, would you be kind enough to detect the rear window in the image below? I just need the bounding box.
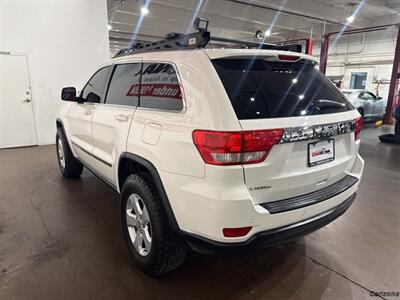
[212,58,354,119]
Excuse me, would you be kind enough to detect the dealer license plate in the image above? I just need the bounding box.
[308,139,335,167]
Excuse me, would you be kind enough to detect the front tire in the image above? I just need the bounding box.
[121,174,187,276]
[56,128,83,178]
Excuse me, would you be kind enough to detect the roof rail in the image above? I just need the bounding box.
[113,17,303,58]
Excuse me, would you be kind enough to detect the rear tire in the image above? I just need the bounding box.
[121,174,187,276]
[56,128,83,178]
[357,107,364,118]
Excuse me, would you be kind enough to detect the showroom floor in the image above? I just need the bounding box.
[0,125,399,300]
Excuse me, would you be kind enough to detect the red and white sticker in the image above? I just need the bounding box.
[126,84,182,99]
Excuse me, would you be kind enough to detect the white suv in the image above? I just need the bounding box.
[56,45,364,276]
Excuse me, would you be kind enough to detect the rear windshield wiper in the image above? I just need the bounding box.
[304,99,346,115]
[313,99,346,109]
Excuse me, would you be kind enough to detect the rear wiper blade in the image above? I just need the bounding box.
[313,99,346,109]
[303,99,346,115]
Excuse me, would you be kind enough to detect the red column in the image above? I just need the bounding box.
[305,38,313,56]
[319,35,330,74]
[384,26,400,125]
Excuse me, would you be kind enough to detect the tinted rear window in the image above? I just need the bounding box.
[212,58,354,119]
[140,63,184,111]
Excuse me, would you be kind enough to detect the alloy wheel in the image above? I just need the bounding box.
[126,193,152,256]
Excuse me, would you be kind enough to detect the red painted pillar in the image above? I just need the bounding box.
[319,35,330,74]
[305,38,313,56]
[384,26,400,125]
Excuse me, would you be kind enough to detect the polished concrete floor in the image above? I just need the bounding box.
[0,125,399,300]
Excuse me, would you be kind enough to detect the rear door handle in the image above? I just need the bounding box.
[115,114,129,122]
[83,110,91,116]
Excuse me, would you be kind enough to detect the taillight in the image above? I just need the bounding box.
[192,129,283,165]
[223,226,252,237]
[354,117,363,140]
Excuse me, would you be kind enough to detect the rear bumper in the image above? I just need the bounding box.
[161,153,364,243]
[182,193,356,256]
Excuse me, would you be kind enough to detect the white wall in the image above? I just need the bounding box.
[0,0,110,145]
[313,28,397,99]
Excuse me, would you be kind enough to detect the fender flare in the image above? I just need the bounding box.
[56,118,74,151]
[118,152,180,232]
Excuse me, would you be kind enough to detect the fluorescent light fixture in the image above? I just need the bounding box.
[299,94,304,100]
[140,6,149,15]
[107,24,112,31]
[292,78,298,84]
[265,29,271,36]
[346,15,355,23]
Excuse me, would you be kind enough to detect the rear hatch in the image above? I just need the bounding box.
[212,55,361,204]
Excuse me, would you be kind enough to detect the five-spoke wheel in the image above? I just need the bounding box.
[126,194,152,256]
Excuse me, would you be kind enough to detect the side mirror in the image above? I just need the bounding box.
[61,87,77,101]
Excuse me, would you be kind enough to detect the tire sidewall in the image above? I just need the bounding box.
[121,177,159,269]
[56,130,66,175]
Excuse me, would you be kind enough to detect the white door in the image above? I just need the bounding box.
[91,63,141,185]
[68,66,113,169]
[0,55,37,148]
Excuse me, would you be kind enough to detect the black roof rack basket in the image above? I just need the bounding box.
[114,18,211,58]
[113,17,303,58]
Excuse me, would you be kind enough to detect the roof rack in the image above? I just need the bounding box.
[113,17,302,58]
[113,18,211,58]
[210,36,302,53]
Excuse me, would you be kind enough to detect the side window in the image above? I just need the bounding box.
[139,62,183,111]
[366,92,377,100]
[360,92,374,101]
[81,67,111,103]
[105,63,141,106]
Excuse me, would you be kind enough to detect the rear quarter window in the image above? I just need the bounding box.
[139,63,184,111]
[212,58,354,120]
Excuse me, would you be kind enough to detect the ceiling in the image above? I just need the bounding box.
[107,0,400,55]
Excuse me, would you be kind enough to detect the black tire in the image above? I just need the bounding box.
[56,127,83,178]
[395,120,400,136]
[357,107,364,118]
[121,174,187,276]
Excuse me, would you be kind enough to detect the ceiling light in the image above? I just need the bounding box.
[292,78,298,84]
[107,24,112,31]
[265,29,271,37]
[140,6,149,15]
[300,110,307,115]
[299,94,304,100]
[346,15,355,23]
[250,97,255,101]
